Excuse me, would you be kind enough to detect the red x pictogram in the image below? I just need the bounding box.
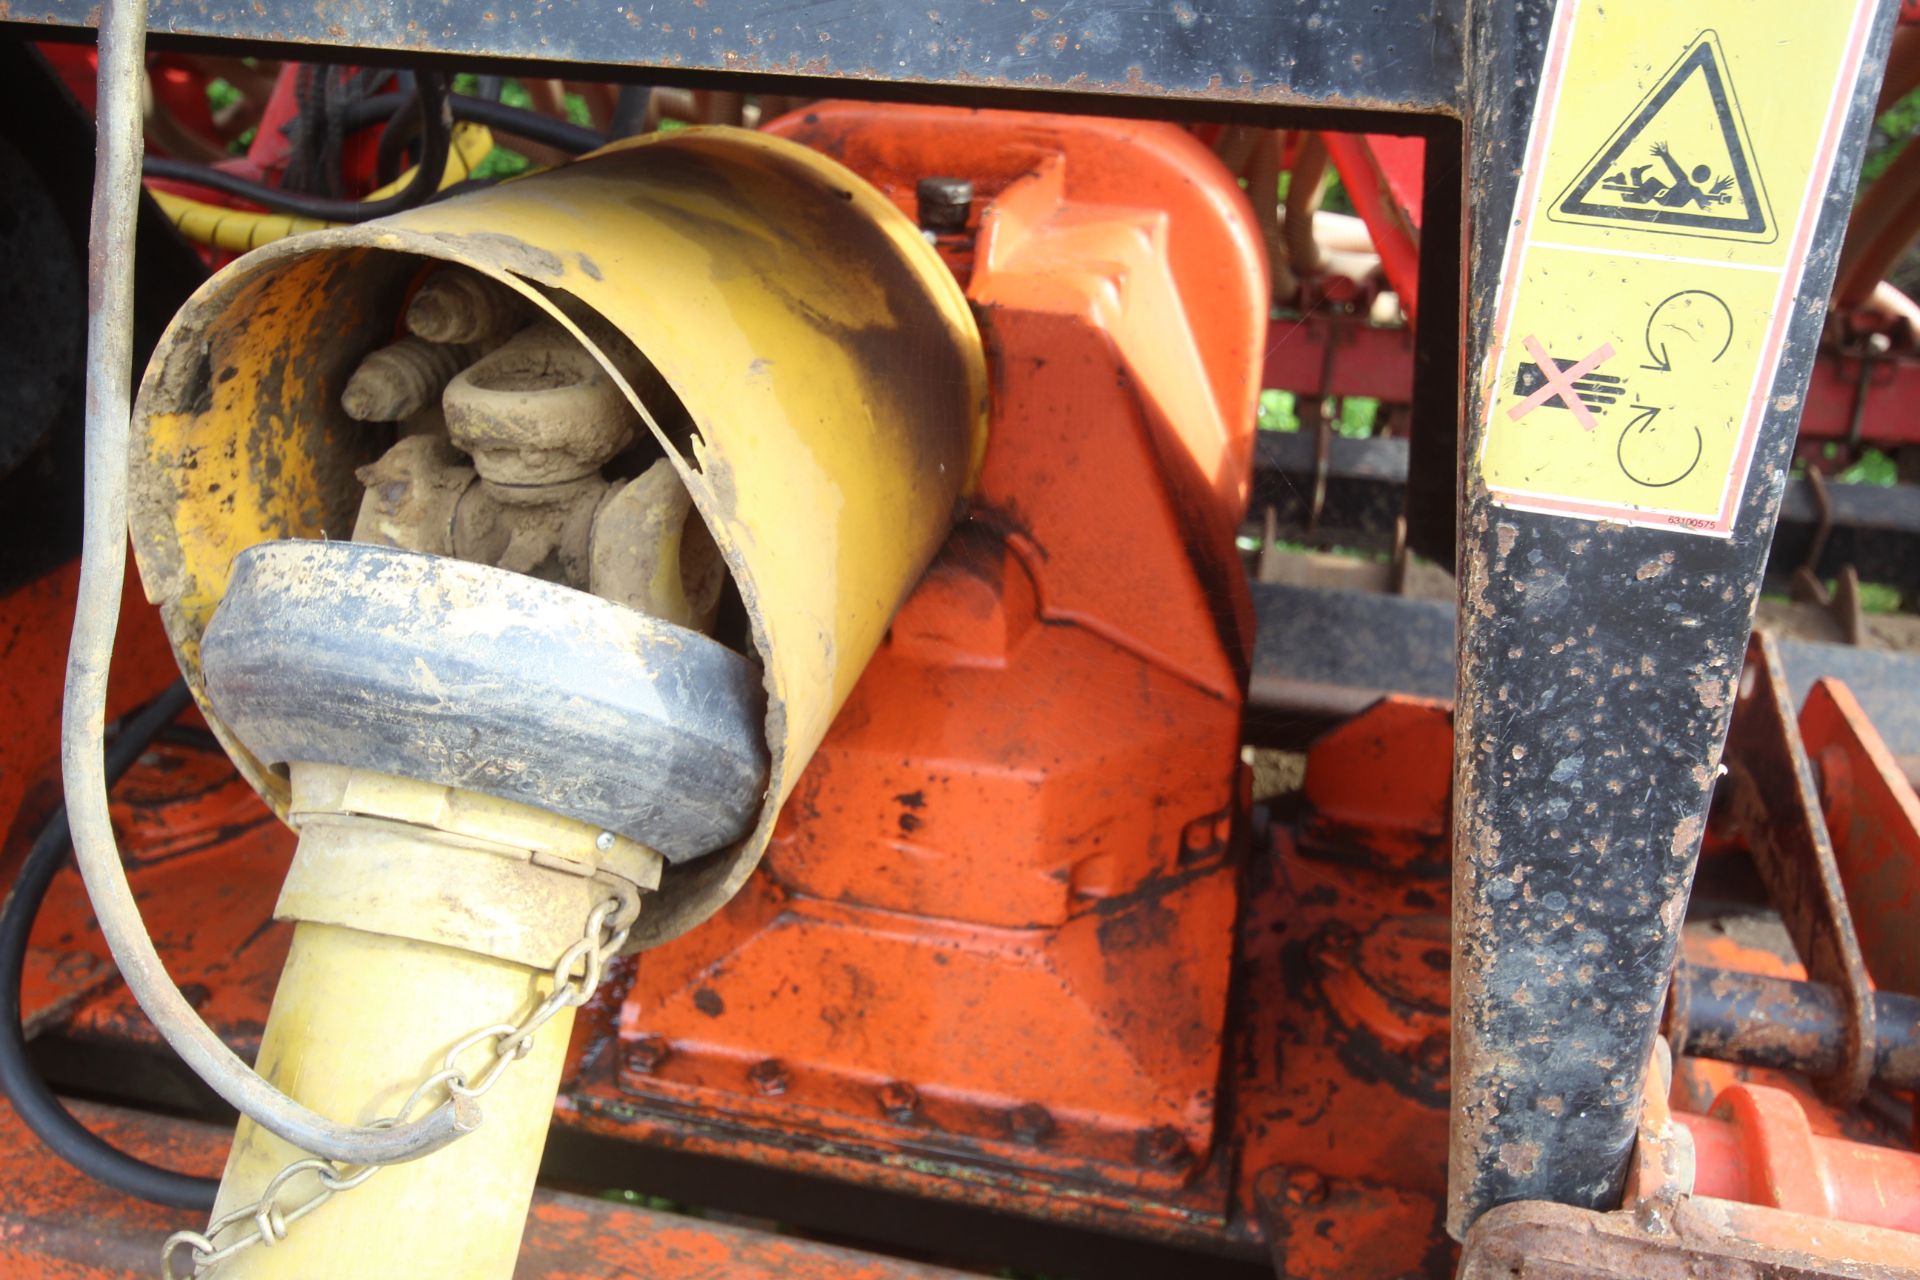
[1507,335,1616,431]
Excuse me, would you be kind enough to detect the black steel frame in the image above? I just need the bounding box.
[1446,0,1898,1239]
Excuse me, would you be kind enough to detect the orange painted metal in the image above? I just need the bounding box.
[12,684,1920,1275]
[1615,1040,1920,1274]
[19,737,282,1041]
[767,102,1267,618]
[598,102,1265,1205]
[3,558,183,1036]
[1252,1165,1450,1280]
[1684,1083,1920,1233]
[0,1097,226,1277]
[1231,698,1454,1258]
[0,1097,977,1280]
[1299,696,1453,871]
[1321,133,1423,320]
[28,756,291,1059]
[563,698,1465,1262]
[1799,676,1920,996]
[0,558,177,852]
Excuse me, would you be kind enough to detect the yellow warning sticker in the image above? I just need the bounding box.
[1477,3,1877,537]
[1552,32,1774,244]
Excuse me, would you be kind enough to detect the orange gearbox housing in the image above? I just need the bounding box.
[614,103,1267,1198]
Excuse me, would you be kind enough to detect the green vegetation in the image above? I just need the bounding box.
[444,75,600,180]
[204,76,254,153]
[1781,449,1904,613]
[205,77,241,113]
[1837,447,1898,487]
[1857,581,1902,614]
[1257,389,1380,437]
[1862,86,1920,188]
[471,146,532,181]
[1274,165,1354,216]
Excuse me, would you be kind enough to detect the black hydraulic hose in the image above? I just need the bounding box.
[142,71,453,223]
[0,679,216,1211]
[345,92,610,159]
[344,91,611,159]
[451,94,610,155]
[374,85,421,187]
[610,85,652,140]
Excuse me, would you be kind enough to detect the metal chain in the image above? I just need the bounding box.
[160,887,637,1279]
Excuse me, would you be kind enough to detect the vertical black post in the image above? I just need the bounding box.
[1403,114,1465,569]
[1447,0,1897,1239]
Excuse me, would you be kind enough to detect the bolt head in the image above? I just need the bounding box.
[624,1036,669,1075]
[596,831,617,851]
[1284,1168,1329,1206]
[748,1059,789,1097]
[915,176,974,231]
[878,1081,921,1123]
[1008,1103,1055,1145]
[1134,1124,1193,1171]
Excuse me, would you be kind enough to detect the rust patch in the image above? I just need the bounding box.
[1494,1141,1540,1177]
[1634,553,1674,582]
[1694,677,1727,711]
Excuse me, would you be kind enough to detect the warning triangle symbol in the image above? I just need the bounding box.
[1550,30,1774,243]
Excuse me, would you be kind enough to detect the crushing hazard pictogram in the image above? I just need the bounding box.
[1475,0,1875,537]
[1551,31,1774,243]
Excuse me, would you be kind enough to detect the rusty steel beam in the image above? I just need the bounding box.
[1251,428,1920,596]
[4,1,1467,115]
[1721,635,1879,1104]
[1446,0,1898,1240]
[1458,1197,1920,1280]
[1244,581,1920,778]
[1799,676,1920,997]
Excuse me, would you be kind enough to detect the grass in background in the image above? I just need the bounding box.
[1838,447,1899,487]
[1865,88,1920,297]
[1257,390,1379,437]
[1858,581,1903,614]
[1835,444,1907,611]
[471,145,531,181]
[1862,87,1920,188]
[1273,166,1354,216]
[1774,450,1903,613]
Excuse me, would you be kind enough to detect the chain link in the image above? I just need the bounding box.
[161,887,637,1279]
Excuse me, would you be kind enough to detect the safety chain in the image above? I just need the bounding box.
[160,888,637,1279]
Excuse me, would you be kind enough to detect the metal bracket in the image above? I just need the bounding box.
[1720,633,1876,1105]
